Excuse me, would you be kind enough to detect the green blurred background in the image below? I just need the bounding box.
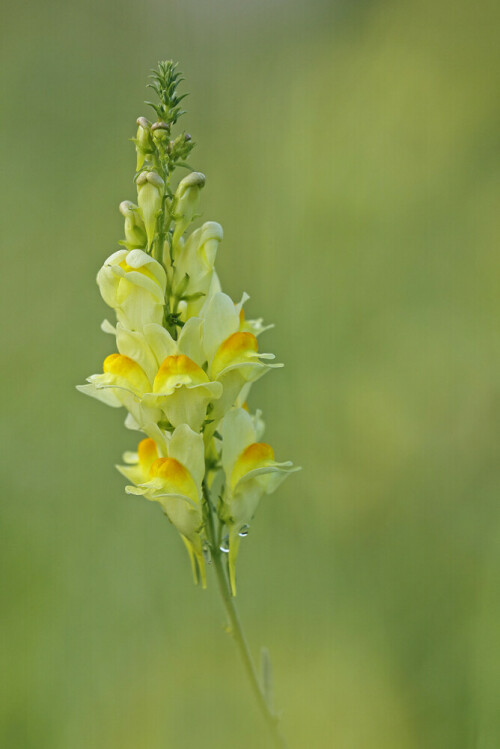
[1,0,499,746]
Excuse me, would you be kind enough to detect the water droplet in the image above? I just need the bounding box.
[219,535,230,553]
[238,524,250,537]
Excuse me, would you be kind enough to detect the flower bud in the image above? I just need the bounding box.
[119,200,147,250]
[172,171,206,248]
[173,221,223,316]
[137,171,165,249]
[135,117,154,171]
[151,121,170,150]
[169,132,195,163]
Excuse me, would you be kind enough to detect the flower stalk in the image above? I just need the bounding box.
[78,60,299,747]
[203,480,288,748]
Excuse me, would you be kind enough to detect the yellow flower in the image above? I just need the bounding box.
[200,292,282,429]
[220,408,300,594]
[124,425,207,586]
[97,249,166,331]
[77,353,162,437]
[143,354,222,431]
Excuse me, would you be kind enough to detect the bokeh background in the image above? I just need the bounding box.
[1,0,499,747]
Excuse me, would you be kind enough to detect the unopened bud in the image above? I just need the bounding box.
[135,116,154,171]
[136,171,165,249]
[172,171,206,248]
[169,131,195,163]
[136,116,151,131]
[151,121,170,150]
[151,121,169,133]
[119,200,147,250]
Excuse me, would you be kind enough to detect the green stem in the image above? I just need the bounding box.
[202,482,288,749]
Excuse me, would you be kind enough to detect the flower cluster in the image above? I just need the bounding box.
[78,62,298,594]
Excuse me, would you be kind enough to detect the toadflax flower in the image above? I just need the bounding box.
[97,248,166,330]
[219,408,300,595]
[119,425,207,586]
[78,61,299,748]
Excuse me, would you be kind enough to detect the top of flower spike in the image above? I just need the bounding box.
[145,61,189,128]
[134,60,196,189]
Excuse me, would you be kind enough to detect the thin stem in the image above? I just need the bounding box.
[203,482,288,749]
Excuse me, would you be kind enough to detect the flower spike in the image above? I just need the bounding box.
[78,60,299,746]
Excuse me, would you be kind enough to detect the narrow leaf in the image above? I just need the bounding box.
[260,647,274,711]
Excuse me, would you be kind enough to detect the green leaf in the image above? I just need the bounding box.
[172,161,194,171]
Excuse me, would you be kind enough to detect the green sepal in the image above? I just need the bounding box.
[228,525,241,596]
[180,535,206,588]
[181,291,205,303]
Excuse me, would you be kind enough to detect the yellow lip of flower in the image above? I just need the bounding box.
[119,260,159,284]
[142,355,222,430]
[138,437,159,476]
[230,442,275,490]
[116,437,160,486]
[149,456,199,506]
[153,354,210,395]
[102,353,151,394]
[210,332,259,379]
[100,249,166,299]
